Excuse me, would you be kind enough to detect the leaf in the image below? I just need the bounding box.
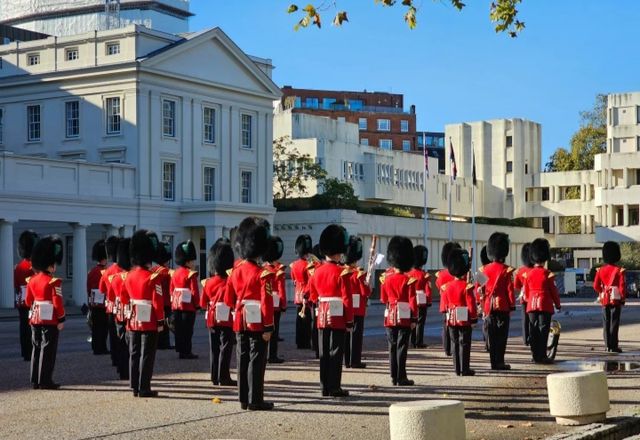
[211,397,222,404]
[333,11,348,26]
[287,4,298,13]
[498,424,514,429]
[520,422,533,427]
[303,4,316,16]
[404,6,417,29]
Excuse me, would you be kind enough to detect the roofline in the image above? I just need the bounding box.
[281,86,404,98]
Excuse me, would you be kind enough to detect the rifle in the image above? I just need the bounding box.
[365,235,378,286]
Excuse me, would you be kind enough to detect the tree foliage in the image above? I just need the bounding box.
[545,94,608,172]
[273,136,327,200]
[287,0,525,37]
[620,242,640,270]
[311,177,358,210]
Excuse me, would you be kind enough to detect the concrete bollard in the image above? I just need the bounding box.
[546,371,610,426]
[389,399,466,440]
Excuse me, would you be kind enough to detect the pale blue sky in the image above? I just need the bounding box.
[189,1,639,164]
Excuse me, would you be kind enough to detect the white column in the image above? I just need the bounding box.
[0,220,15,308]
[106,225,122,238]
[624,204,629,226]
[72,223,89,306]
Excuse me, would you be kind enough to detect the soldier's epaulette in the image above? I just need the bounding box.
[466,283,474,290]
[201,279,207,288]
[507,266,515,274]
[407,277,417,286]
[620,268,626,273]
[108,274,116,283]
[478,266,485,273]
[168,269,175,277]
[150,272,160,280]
[356,269,366,280]
[289,262,295,270]
[435,270,441,278]
[188,270,198,279]
[120,273,127,281]
[548,272,556,279]
[424,272,431,280]
[49,277,60,285]
[25,276,32,283]
[100,269,106,276]
[260,269,272,279]
[379,273,387,285]
[340,267,353,277]
[595,267,601,272]
[276,269,285,277]
[522,271,528,279]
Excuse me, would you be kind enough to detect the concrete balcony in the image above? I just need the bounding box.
[596,225,640,243]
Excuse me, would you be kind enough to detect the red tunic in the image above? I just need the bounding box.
[87,264,106,308]
[349,267,371,317]
[99,263,122,314]
[593,264,626,306]
[264,262,287,312]
[151,265,171,308]
[477,262,516,315]
[170,266,200,312]
[121,267,165,332]
[308,261,354,330]
[380,269,418,328]
[200,276,232,328]
[225,260,275,333]
[14,258,34,309]
[110,272,128,323]
[407,268,432,307]
[514,266,532,304]
[523,267,561,314]
[290,258,310,305]
[441,278,478,327]
[436,269,455,313]
[25,272,66,325]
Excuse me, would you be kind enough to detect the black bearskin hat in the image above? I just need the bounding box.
[387,236,414,273]
[602,241,621,265]
[295,234,313,258]
[487,232,510,262]
[117,238,132,271]
[208,238,234,277]
[520,243,534,268]
[156,241,172,265]
[263,236,284,264]
[480,245,491,266]
[105,236,119,263]
[130,229,157,267]
[319,224,348,257]
[413,245,428,269]
[175,241,197,267]
[448,249,470,279]
[91,239,107,262]
[18,230,39,259]
[235,217,271,259]
[312,244,324,260]
[345,236,363,265]
[440,242,461,267]
[530,238,550,265]
[31,235,64,272]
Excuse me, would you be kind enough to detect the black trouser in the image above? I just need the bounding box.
[174,310,196,355]
[319,328,345,393]
[482,318,490,352]
[128,331,158,394]
[521,302,530,345]
[310,304,319,358]
[210,326,234,384]
[449,326,472,375]
[157,307,172,349]
[115,321,129,379]
[345,315,365,367]
[528,311,552,362]
[442,317,451,356]
[90,307,109,354]
[31,325,59,386]
[295,304,311,349]
[411,306,428,347]
[19,308,31,360]
[487,311,510,368]
[268,311,282,360]
[108,314,118,366]
[236,331,267,405]
[603,305,621,350]
[386,327,411,384]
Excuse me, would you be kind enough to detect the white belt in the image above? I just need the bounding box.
[241,299,262,324]
[132,299,152,322]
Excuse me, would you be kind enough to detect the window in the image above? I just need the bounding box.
[203,166,216,201]
[506,187,513,197]
[27,105,41,141]
[322,98,336,110]
[506,161,513,173]
[65,101,80,138]
[105,97,121,134]
[241,114,252,149]
[106,42,120,56]
[358,118,367,130]
[304,97,319,109]
[542,188,550,201]
[379,139,392,150]
[65,48,78,61]
[400,120,409,132]
[506,135,513,147]
[360,138,368,146]
[402,140,411,151]
[241,171,252,203]
[27,53,40,66]
[0,108,3,144]
[203,107,216,144]
[377,119,391,131]
[525,163,529,174]
[65,236,73,279]
[349,99,363,110]
[162,99,176,137]
[162,162,176,201]
[630,207,640,226]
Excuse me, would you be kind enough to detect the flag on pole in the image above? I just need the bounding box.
[449,138,457,180]
[472,149,477,186]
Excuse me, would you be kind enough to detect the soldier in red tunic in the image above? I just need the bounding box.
[441,249,477,376]
[409,245,432,349]
[153,241,173,350]
[25,235,65,389]
[87,239,109,355]
[121,230,165,397]
[110,238,131,380]
[436,242,461,356]
[15,230,38,362]
[225,217,275,410]
[309,244,324,359]
[514,243,533,346]
[523,238,561,364]
[100,236,121,367]
[593,241,626,353]
[290,234,313,350]
[170,241,200,359]
[478,232,515,370]
[343,236,370,369]
[263,236,287,364]
[380,236,418,386]
[201,238,236,386]
[477,245,491,352]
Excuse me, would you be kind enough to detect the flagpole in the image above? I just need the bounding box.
[423,132,429,264]
[448,137,453,242]
[471,141,477,274]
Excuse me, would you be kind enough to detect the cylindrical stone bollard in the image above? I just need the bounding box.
[547,371,610,425]
[389,399,466,440]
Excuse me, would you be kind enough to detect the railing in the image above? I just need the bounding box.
[293,102,409,114]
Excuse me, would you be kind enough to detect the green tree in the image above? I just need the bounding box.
[287,0,525,37]
[545,94,608,172]
[620,242,640,270]
[312,178,359,210]
[273,136,327,200]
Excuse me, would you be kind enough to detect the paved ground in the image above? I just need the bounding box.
[1,298,639,440]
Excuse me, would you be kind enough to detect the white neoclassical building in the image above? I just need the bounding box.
[0,24,281,307]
